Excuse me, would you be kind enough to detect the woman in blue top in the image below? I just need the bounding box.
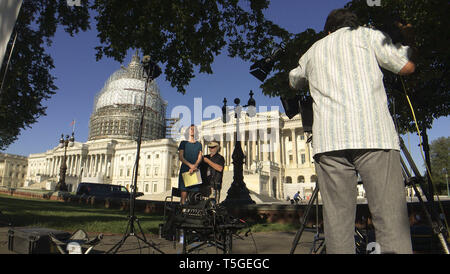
[178,124,203,204]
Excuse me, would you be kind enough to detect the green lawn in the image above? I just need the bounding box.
[0,194,300,235]
[0,194,164,234]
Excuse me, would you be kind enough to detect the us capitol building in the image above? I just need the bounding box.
[21,53,355,202]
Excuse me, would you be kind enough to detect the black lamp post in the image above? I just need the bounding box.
[55,132,74,192]
[221,90,256,206]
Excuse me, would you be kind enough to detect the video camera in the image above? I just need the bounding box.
[249,43,313,131]
[249,44,286,82]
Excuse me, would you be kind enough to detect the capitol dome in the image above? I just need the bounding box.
[88,53,167,141]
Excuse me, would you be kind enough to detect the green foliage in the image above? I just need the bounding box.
[1,0,447,151]
[92,0,290,94]
[261,0,449,133]
[260,29,324,99]
[345,0,449,133]
[0,0,90,150]
[429,137,449,195]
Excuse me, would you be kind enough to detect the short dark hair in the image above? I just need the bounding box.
[324,8,360,33]
[184,124,199,140]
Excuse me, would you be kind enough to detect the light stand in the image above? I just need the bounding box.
[220,91,256,206]
[107,55,164,254]
[55,133,74,192]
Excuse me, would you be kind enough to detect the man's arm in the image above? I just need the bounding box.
[398,61,415,75]
[397,22,416,76]
[204,157,224,172]
[193,151,203,170]
[371,26,416,76]
[289,66,307,90]
[289,53,308,90]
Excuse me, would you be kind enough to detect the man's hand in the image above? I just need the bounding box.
[395,21,417,74]
[395,22,414,46]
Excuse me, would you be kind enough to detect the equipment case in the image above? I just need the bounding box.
[8,227,71,254]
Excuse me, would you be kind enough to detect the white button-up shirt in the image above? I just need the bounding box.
[289,27,411,156]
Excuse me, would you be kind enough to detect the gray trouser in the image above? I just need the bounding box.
[314,149,413,254]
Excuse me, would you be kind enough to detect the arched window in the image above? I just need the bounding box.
[298,176,305,184]
[286,176,292,184]
[310,175,318,183]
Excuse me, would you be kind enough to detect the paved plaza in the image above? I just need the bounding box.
[0,226,316,254]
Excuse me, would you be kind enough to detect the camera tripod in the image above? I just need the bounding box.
[290,136,449,254]
[107,55,164,254]
[289,182,370,254]
[398,137,449,254]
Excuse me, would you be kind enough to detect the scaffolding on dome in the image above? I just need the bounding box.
[88,54,168,142]
[165,117,181,139]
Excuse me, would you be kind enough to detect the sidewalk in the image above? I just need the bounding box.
[0,226,316,254]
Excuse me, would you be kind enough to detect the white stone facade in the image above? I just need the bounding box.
[25,138,179,194]
[0,153,28,188]
[198,109,317,200]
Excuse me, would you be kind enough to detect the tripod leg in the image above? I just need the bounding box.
[400,138,450,254]
[134,217,165,254]
[224,229,233,254]
[106,218,133,254]
[290,186,320,254]
[399,140,450,253]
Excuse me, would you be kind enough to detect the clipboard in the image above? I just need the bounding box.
[182,170,203,187]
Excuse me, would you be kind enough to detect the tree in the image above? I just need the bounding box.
[92,0,290,94]
[430,137,449,195]
[344,0,449,134]
[0,0,90,150]
[259,0,449,134]
[1,0,290,150]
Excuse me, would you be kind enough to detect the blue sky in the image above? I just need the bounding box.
[4,0,449,174]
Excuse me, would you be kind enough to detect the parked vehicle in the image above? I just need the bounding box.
[76,183,144,199]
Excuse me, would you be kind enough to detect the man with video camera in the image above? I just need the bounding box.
[289,8,415,254]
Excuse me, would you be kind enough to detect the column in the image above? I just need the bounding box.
[89,155,93,177]
[77,155,81,177]
[292,129,298,167]
[263,130,269,161]
[279,129,284,166]
[230,131,235,157]
[71,155,76,176]
[52,157,56,176]
[95,154,99,176]
[275,130,281,166]
[106,155,110,178]
[70,155,74,176]
[56,156,60,176]
[305,137,312,167]
[103,154,107,177]
[46,159,49,176]
[245,131,250,169]
[251,132,256,167]
[52,157,55,176]
[257,129,261,161]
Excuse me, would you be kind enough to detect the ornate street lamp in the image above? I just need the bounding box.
[221,90,256,206]
[55,132,74,192]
